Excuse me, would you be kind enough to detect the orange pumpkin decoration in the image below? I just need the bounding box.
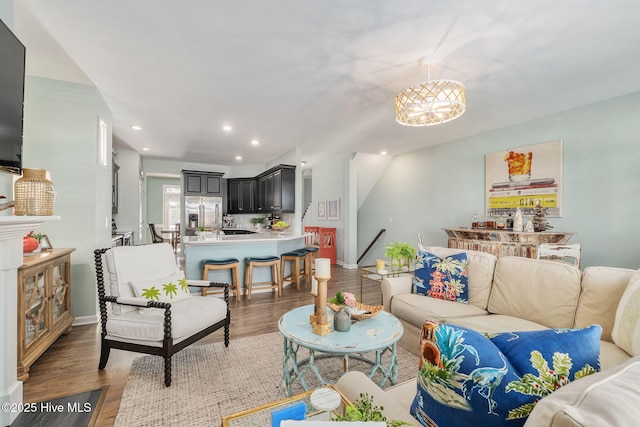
[23,232,39,253]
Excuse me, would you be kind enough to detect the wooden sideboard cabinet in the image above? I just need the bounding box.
[443,227,575,259]
[17,248,75,381]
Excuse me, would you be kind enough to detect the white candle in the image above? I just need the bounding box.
[311,277,318,295]
[316,258,331,278]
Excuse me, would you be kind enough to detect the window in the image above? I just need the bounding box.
[98,119,108,168]
[163,185,181,229]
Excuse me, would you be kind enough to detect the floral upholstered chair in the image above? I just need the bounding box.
[93,243,230,386]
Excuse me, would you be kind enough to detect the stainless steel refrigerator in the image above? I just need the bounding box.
[184,196,223,236]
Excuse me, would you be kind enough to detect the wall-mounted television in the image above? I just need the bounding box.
[0,18,25,175]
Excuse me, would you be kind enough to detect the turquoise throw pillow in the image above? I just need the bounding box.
[412,251,469,303]
[410,321,601,427]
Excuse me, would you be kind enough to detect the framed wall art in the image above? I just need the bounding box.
[317,200,327,219]
[327,198,340,220]
[485,140,563,217]
[39,235,53,250]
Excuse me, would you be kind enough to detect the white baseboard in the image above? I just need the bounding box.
[73,313,99,326]
[339,261,358,269]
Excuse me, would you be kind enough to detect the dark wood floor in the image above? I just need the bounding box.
[22,265,376,426]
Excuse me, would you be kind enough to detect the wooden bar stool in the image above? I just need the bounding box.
[201,258,241,301]
[280,249,309,291]
[304,245,319,282]
[244,256,282,301]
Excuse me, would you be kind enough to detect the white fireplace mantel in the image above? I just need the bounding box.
[0,215,60,426]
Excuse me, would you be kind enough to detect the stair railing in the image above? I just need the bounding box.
[357,228,386,265]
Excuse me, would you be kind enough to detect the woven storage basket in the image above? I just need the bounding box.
[14,168,55,215]
[326,301,383,321]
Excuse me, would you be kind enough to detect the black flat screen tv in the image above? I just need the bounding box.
[0,18,25,175]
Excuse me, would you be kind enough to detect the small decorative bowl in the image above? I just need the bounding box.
[271,224,290,231]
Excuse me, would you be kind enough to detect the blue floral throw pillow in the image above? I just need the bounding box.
[412,250,468,303]
[410,321,601,427]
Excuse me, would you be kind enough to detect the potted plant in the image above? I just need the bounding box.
[250,217,265,229]
[384,241,416,272]
[333,393,410,426]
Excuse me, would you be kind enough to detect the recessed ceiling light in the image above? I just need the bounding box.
[130,125,143,130]
[222,125,232,132]
[301,160,307,166]
[142,147,150,151]
[235,155,242,160]
[380,151,388,155]
[251,139,260,145]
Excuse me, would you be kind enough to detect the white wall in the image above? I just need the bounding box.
[309,153,351,265]
[354,152,392,209]
[358,91,640,269]
[142,158,231,177]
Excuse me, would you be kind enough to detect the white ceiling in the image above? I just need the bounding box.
[12,1,640,170]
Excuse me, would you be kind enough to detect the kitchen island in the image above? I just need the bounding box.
[183,231,308,295]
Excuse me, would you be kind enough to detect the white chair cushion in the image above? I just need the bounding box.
[105,295,227,344]
[612,269,640,356]
[391,293,488,327]
[575,266,636,342]
[525,356,640,427]
[488,256,582,329]
[448,314,550,334]
[104,243,180,314]
[600,340,632,371]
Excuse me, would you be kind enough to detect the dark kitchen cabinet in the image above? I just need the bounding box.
[256,175,267,212]
[182,170,224,196]
[228,178,256,213]
[256,165,295,213]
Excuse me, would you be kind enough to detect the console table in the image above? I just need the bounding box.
[443,227,575,259]
[0,216,60,425]
[18,248,75,381]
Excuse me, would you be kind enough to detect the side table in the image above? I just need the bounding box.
[278,304,403,396]
[359,265,415,302]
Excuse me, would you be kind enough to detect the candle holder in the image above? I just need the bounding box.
[310,275,331,336]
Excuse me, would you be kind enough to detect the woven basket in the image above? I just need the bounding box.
[327,301,383,321]
[14,168,55,216]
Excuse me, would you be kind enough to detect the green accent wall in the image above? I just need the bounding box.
[146,176,180,228]
[22,76,113,320]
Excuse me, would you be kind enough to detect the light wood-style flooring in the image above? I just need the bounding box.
[22,265,378,426]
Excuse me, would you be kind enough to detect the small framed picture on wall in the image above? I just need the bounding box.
[327,198,340,220]
[317,200,327,219]
[39,235,53,251]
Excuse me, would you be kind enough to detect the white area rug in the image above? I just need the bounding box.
[115,331,418,426]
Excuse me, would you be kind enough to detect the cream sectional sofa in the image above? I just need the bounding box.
[336,246,640,426]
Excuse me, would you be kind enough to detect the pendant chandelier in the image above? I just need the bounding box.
[394,60,466,126]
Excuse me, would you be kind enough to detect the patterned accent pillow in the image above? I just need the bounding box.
[130,271,192,308]
[410,321,601,427]
[412,250,469,303]
[612,269,640,356]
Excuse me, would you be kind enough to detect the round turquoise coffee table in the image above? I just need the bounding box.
[278,304,403,396]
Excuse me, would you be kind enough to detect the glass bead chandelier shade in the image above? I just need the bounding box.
[395,79,466,126]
